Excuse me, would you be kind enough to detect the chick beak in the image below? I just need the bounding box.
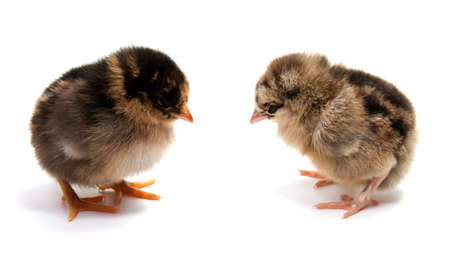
[172,105,194,123]
[250,109,268,124]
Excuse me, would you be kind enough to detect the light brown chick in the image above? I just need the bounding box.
[251,53,417,218]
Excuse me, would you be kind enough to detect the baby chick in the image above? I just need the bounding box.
[31,46,193,221]
[251,53,417,218]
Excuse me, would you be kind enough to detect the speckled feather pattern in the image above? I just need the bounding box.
[255,53,417,190]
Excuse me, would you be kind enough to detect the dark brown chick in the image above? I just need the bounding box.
[31,46,193,221]
[251,53,417,218]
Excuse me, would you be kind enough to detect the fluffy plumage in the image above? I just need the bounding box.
[31,46,193,221]
[251,53,417,218]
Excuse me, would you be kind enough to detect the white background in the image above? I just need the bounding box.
[1,0,449,253]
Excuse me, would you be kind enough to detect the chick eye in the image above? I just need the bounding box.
[259,81,269,87]
[156,97,170,108]
[267,105,280,114]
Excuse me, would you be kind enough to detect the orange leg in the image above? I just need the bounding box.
[299,170,335,188]
[315,174,387,219]
[57,179,118,222]
[100,180,160,205]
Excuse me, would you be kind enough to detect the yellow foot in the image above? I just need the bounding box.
[57,179,118,222]
[100,180,160,205]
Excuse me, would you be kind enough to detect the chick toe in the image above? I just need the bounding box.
[127,179,156,189]
[314,180,335,188]
[342,199,379,219]
[299,170,335,188]
[299,170,326,179]
[315,196,378,216]
[100,180,160,205]
[62,195,104,203]
[58,179,118,222]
